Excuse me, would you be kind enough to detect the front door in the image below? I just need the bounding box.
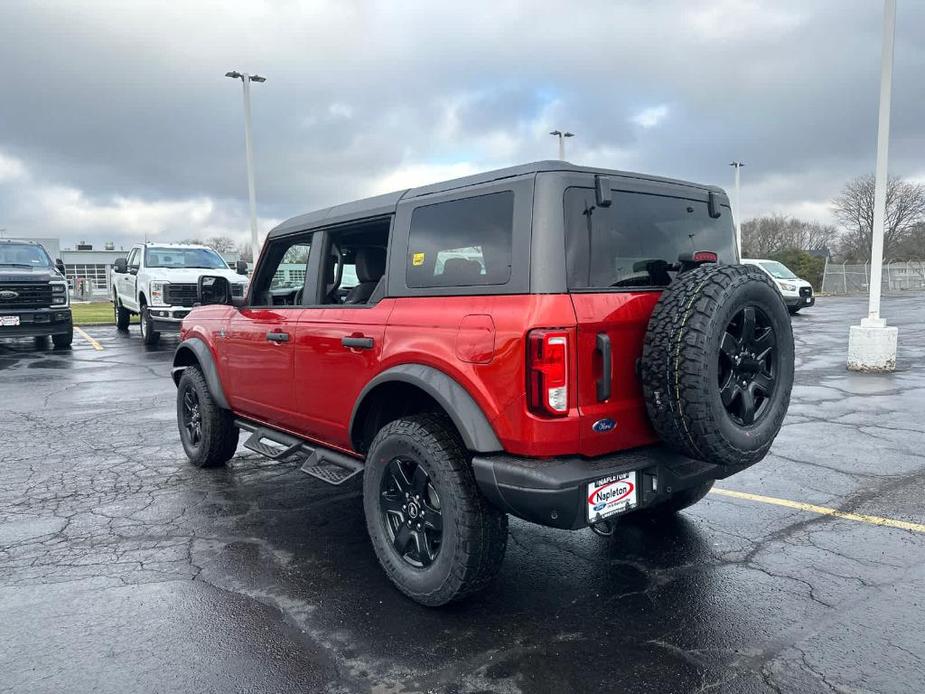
[222,234,313,430]
[292,221,393,450]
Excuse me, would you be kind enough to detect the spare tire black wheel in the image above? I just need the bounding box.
[641,264,794,467]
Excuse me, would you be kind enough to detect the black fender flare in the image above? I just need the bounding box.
[350,364,503,453]
[171,337,230,410]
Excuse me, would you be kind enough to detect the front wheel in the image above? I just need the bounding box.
[139,305,160,345]
[52,330,73,349]
[363,414,508,607]
[176,365,239,467]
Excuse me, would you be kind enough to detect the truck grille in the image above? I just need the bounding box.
[165,283,198,307]
[0,283,52,309]
[799,286,813,298]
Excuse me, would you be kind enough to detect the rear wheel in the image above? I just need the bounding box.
[363,414,508,607]
[788,306,800,315]
[114,296,131,330]
[139,304,160,345]
[177,365,239,467]
[641,264,794,467]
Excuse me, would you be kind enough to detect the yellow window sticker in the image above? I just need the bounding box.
[412,252,425,266]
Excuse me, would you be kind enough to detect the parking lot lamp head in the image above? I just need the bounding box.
[550,130,574,161]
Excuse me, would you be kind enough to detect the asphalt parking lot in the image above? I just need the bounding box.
[1,295,923,694]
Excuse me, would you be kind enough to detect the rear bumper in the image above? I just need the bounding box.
[0,309,72,338]
[472,446,751,530]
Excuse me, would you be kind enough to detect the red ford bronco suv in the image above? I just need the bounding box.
[172,161,794,606]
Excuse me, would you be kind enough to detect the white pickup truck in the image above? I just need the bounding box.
[111,243,248,345]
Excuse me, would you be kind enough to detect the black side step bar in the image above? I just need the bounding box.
[236,420,363,486]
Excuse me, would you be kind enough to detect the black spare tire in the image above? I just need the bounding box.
[640,264,794,467]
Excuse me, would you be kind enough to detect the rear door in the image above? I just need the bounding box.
[563,179,737,457]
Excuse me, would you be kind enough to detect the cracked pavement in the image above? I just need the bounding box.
[1,295,923,693]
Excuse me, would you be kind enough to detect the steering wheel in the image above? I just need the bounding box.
[326,242,344,298]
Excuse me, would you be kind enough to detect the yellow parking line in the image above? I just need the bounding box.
[710,487,925,534]
[74,326,103,351]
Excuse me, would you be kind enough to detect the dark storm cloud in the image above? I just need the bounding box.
[0,0,923,247]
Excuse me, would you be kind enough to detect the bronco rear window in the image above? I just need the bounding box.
[406,191,514,288]
[564,187,736,289]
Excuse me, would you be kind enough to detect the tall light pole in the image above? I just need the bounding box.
[848,0,898,372]
[729,161,745,255]
[226,70,266,263]
[550,130,574,160]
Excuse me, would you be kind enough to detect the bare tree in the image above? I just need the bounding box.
[832,175,925,260]
[203,235,239,253]
[741,214,838,258]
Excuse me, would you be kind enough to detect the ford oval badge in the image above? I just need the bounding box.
[592,418,616,433]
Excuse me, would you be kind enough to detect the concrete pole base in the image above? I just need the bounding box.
[847,318,898,372]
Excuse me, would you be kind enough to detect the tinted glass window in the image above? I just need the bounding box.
[759,261,797,279]
[145,247,228,269]
[564,188,736,289]
[406,191,514,288]
[0,244,51,268]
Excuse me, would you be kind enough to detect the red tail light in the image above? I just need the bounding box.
[527,330,569,416]
[693,250,718,263]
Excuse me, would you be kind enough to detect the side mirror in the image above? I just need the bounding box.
[113,258,128,274]
[55,259,66,276]
[235,259,248,275]
[197,275,232,306]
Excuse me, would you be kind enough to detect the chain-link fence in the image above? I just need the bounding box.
[821,260,925,295]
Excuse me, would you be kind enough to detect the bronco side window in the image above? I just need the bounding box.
[248,234,313,307]
[406,191,514,288]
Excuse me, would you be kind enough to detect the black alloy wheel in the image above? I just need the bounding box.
[181,385,203,448]
[379,457,443,568]
[718,305,777,426]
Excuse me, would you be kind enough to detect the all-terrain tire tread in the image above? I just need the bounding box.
[178,365,239,467]
[365,413,508,606]
[641,264,793,466]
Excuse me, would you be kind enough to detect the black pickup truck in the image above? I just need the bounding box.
[0,239,73,348]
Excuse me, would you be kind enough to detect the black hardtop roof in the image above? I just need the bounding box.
[269,160,724,237]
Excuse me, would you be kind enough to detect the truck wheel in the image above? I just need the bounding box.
[632,481,714,520]
[139,304,160,345]
[114,296,131,330]
[176,365,239,467]
[52,330,73,349]
[641,264,794,467]
[363,414,508,607]
[788,306,800,315]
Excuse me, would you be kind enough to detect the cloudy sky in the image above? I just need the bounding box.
[1,0,923,251]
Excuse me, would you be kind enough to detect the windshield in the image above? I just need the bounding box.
[759,261,797,280]
[564,188,737,288]
[144,247,228,269]
[0,243,52,268]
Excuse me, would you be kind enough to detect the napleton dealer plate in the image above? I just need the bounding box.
[587,472,637,523]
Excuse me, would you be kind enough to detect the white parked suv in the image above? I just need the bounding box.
[111,243,248,345]
[742,258,815,314]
